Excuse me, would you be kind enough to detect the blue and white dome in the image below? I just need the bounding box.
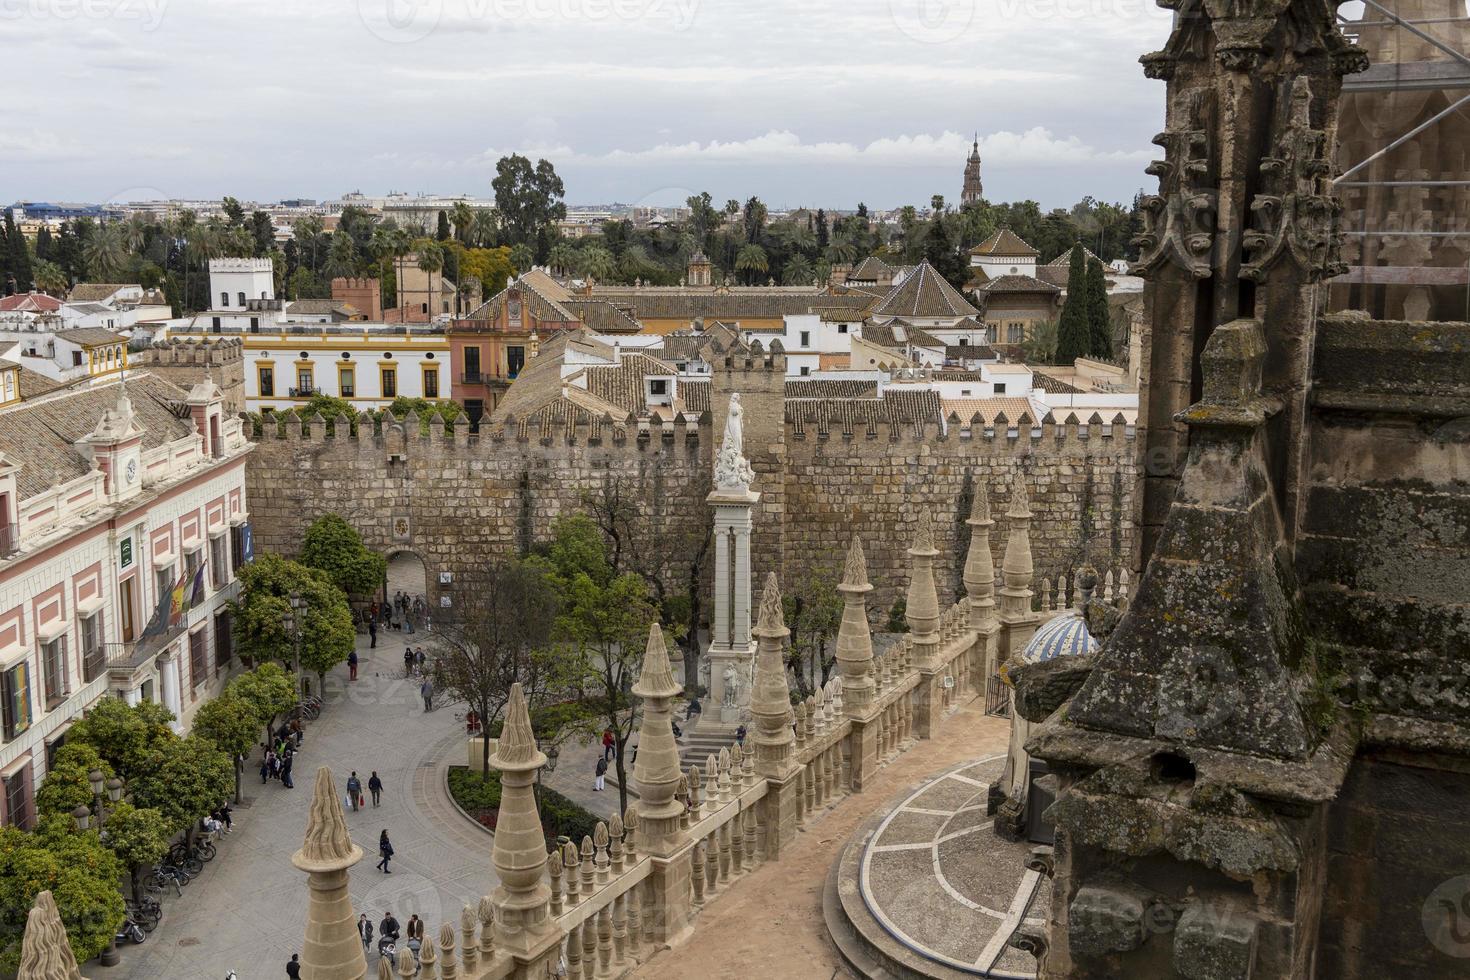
[1021,611,1097,666]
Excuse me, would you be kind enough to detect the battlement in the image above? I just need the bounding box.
[209,257,273,274]
[139,338,245,366]
[331,277,378,290]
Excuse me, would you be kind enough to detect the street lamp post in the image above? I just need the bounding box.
[284,593,307,696]
[73,771,128,967]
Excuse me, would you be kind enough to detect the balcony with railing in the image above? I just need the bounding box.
[288,385,316,398]
[460,372,485,385]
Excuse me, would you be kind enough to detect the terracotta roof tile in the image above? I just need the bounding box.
[871,262,978,319]
[969,229,1040,257]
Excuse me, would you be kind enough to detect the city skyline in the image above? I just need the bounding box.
[3,0,1175,209]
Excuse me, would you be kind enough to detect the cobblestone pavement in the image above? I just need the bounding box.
[635,698,1011,980]
[109,628,499,980]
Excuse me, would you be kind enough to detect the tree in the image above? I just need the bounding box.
[32,259,68,295]
[491,154,567,247]
[1020,318,1060,365]
[685,192,718,243]
[434,560,561,777]
[249,211,275,257]
[221,196,246,226]
[1085,258,1113,360]
[0,821,124,974]
[784,569,844,699]
[231,553,354,693]
[82,222,127,281]
[300,514,387,598]
[471,209,498,248]
[783,253,815,286]
[229,662,299,746]
[741,196,767,244]
[128,735,234,839]
[539,515,658,815]
[449,202,475,245]
[324,230,357,279]
[580,478,711,694]
[1055,245,1091,364]
[4,211,34,292]
[192,691,261,802]
[35,743,114,820]
[64,698,174,779]
[577,245,615,281]
[98,803,170,901]
[735,243,768,284]
[508,243,534,274]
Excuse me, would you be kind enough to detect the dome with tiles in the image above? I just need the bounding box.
[1022,610,1098,665]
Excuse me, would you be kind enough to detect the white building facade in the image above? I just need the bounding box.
[0,373,253,829]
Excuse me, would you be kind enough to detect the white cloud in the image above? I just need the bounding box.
[468,128,1149,169]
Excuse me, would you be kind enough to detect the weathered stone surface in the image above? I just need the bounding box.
[1010,655,1095,724]
[1172,903,1258,980]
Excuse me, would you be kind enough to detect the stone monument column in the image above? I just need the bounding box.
[706,393,760,724]
[291,766,367,980]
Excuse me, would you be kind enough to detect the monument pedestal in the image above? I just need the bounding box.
[705,484,760,722]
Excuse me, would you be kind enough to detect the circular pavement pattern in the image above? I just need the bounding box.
[858,756,1047,978]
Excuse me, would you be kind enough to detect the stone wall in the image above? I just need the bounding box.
[134,338,247,415]
[243,405,1137,620]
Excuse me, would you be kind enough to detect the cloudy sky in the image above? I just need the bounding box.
[4,0,1179,209]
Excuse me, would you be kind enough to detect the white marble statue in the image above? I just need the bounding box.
[722,664,739,707]
[714,393,757,490]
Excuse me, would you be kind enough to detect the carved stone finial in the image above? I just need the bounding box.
[841,535,870,591]
[293,766,362,872]
[754,572,788,637]
[17,891,82,980]
[491,683,547,772]
[631,623,681,699]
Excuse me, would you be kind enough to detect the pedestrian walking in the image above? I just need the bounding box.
[348,650,359,681]
[368,771,383,807]
[601,729,615,762]
[594,756,608,792]
[407,915,425,944]
[368,618,377,649]
[376,830,394,873]
[286,954,301,979]
[421,678,433,712]
[357,914,373,952]
[347,772,362,812]
[259,756,270,784]
[415,648,426,671]
[735,723,747,749]
[404,648,415,678]
[281,752,294,789]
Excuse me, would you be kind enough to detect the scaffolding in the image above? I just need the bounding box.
[1331,0,1470,320]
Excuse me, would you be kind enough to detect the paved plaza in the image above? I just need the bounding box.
[109,628,501,979]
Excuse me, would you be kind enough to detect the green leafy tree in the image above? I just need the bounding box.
[98,803,171,901]
[783,569,844,699]
[0,820,125,973]
[491,154,567,247]
[508,243,534,274]
[300,514,387,598]
[35,743,114,820]
[249,211,275,257]
[1055,245,1091,364]
[1085,258,1113,360]
[228,662,299,746]
[129,735,235,839]
[64,698,175,779]
[735,243,768,285]
[231,554,353,695]
[577,245,615,281]
[537,515,658,815]
[1020,319,1060,365]
[32,259,68,295]
[192,691,262,802]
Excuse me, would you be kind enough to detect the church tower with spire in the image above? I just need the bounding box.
[961,136,983,207]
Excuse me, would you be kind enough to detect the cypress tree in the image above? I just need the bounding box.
[1085,258,1113,360]
[4,212,33,293]
[1054,244,1090,364]
[436,210,452,242]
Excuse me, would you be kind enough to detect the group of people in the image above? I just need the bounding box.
[358,909,425,960]
[259,722,304,788]
[344,770,385,812]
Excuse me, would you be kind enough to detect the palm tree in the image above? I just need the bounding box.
[735,243,768,285]
[508,243,534,273]
[782,254,815,286]
[414,240,445,320]
[84,223,128,280]
[779,222,816,255]
[33,259,69,295]
[292,215,326,274]
[619,244,652,283]
[324,231,358,279]
[449,202,475,245]
[824,233,860,266]
[578,245,615,282]
[547,242,577,277]
[122,213,150,254]
[471,209,497,248]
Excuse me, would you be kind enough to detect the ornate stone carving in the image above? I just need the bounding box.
[1130,91,1216,280]
[714,393,756,490]
[1242,78,1349,282]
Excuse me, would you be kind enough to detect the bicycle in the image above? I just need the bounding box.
[146,866,184,897]
[126,899,161,933]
